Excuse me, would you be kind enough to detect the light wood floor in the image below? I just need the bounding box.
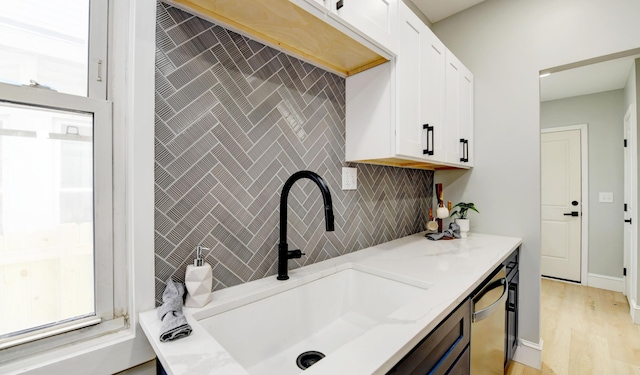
[507,278,640,375]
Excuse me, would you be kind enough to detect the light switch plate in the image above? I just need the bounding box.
[342,167,357,190]
[599,192,614,203]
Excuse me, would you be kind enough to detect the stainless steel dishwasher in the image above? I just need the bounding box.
[471,266,508,374]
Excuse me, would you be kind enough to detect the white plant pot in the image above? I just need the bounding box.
[455,218,470,238]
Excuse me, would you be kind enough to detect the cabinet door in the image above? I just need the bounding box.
[388,299,471,374]
[329,0,397,54]
[458,63,473,166]
[395,2,424,159]
[420,28,446,162]
[445,53,473,165]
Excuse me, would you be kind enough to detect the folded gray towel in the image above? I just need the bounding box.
[425,222,461,241]
[158,278,192,342]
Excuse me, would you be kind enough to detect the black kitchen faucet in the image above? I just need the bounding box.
[277,170,334,280]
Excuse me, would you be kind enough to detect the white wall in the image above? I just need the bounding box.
[541,90,625,278]
[431,0,640,348]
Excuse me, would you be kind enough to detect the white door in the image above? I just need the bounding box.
[623,105,636,299]
[541,129,582,282]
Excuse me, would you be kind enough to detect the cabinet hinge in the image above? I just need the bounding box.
[624,139,628,147]
[624,267,627,276]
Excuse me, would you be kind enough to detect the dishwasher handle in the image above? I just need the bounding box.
[472,278,508,323]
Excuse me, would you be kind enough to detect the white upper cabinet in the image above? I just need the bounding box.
[345,1,473,170]
[445,53,474,166]
[328,0,397,56]
[291,0,398,57]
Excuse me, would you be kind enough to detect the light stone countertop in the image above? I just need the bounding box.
[140,232,522,375]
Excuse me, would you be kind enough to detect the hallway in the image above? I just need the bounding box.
[508,278,640,374]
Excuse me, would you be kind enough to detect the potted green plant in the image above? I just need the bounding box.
[449,202,479,238]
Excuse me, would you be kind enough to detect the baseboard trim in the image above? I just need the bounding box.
[631,299,640,324]
[587,273,624,293]
[513,338,543,370]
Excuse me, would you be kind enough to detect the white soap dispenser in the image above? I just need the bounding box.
[185,245,212,308]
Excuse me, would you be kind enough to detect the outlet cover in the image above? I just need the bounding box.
[599,192,613,203]
[342,167,357,190]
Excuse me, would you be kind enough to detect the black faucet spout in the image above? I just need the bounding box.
[278,170,335,280]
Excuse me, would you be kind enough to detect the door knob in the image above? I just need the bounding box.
[571,201,579,206]
[563,211,579,217]
[625,218,632,224]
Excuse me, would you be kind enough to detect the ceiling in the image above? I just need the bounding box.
[540,55,639,102]
[407,1,638,102]
[408,0,486,23]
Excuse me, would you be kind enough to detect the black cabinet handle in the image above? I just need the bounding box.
[423,124,434,156]
[625,218,632,224]
[336,0,344,10]
[563,211,579,217]
[459,138,469,162]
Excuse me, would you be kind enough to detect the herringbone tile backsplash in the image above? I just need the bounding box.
[154,2,434,304]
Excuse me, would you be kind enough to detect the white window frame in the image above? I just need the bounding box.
[0,0,155,372]
[0,84,116,354]
[0,0,121,354]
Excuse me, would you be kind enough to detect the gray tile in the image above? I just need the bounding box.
[156,27,176,54]
[166,91,218,134]
[166,50,218,89]
[166,70,218,111]
[166,132,218,178]
[156,49,176,76]
[167,29,219,68]
[210,82,251,131]
[153,2,434,304]
[247,90,282,125]
[155,93,175,122]
[166,16,213,46]
[209,103,252,149]
[165,5,192,25]
[156,68,176,99]
[166,112,216,156]
[157,2,176,30]
[211,26,254,77]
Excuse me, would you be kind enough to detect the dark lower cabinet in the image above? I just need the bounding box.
[504,247,520,369]
[448,346,471,375]
[388,246,520,375]
[387,299,471,375]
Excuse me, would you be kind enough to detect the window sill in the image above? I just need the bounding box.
[0,323,155,375]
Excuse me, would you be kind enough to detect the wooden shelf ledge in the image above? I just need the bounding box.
[167,0,389,76]
[353,157,470,171]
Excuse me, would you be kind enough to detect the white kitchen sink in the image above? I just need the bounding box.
[194,267,431,375]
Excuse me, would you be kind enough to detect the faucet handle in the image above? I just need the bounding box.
[288,249,305,259]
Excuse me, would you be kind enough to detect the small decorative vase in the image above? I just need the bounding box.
[455,218,470,238]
